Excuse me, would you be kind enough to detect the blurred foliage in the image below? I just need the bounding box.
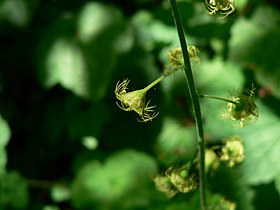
[0,0,280,209]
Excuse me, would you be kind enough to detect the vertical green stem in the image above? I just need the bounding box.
[169,1,207,209]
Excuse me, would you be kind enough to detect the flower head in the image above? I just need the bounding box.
[165,164,198,194]
[220,136,245,167]
[153,176,177,198]
[204,0,235,18]
[115,79,158,122]
[164,46,200,77]
[222,87,258,127]
[154,163,198,197]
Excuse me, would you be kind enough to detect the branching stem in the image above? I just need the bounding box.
[199,94,238,105]
[143,76,165,92]
[169,0,207,209]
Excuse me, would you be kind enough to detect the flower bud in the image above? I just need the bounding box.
[204,0,236,18]
[220,136,245,167]
[165,164,198,193]
[153,176,177,198]
[164,46,199,77]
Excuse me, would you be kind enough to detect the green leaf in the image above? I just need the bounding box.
[229,6,280,98]
[0,171,29,209]
[0,0,31,27]
[0,115,10,148]
[38,2,128,101]
[71,149,157,209]
[45,38,89,98]
[156,117,197,166]
[195,56,244,96]
[240,102,280,185]
[51,184,71,202]
[78,1,134,53]
[131,10,178,51]
[275,175,280,197]
[0,115,10,176]
[0,148,7,176]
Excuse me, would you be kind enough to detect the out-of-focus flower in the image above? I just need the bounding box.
[220,136,245,167]
[154,163,198,198]
[204,0,235,18]
[165,164,198,194]
[164,45,200,77]
[222,87,258,128]
[153,176,177,198]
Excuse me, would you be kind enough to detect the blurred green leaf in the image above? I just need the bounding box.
[0,115,10,175]
[81,136,99,150]
[0,0,30,27]
[229,6,280,98]
[240,102,280,185]
[77,2,133,52]
[0,115,10,148]
[0,148,7,176]
[51,184,71,202]
[0,171,29,209]
[38,2,129,101]
[131,10,178,51]
[45,38,89,98]
[209,166,255,210]
[195,56,244,96]
[71,149,158,209]
[77,2,121,43]
[42,206,60,210]
[275,175,280,196]
[156,117,196,165]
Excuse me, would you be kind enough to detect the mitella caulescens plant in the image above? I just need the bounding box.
[114,0,257,209]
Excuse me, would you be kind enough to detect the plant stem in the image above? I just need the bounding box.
[143,75,165,92]
[169,0,207,209]
[199,94,238,104]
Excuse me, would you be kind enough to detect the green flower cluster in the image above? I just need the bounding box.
[154,164,198,198]
[115,46,199,122]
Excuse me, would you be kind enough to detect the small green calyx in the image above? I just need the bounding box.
[115,79,159,122]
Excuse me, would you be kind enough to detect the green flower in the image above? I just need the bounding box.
[115,79,159,122]
[154,163,198,198]
[153,176,177,198]
[165,164,198,194]
[164,46,200,77]
[204,0,235,18]
[222,87,258,127]
[220,136,245,167]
